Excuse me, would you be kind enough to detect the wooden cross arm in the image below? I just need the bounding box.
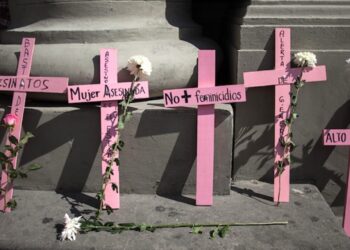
[323,129,350,146]
[163,84,246,108]
[243,65,327,88]
[68,81,149,103]
[0,76,68,93]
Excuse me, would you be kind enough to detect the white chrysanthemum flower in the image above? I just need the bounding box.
[293,52,317,68]
[346,58,350,64]
[60,213,81,241]
[127,55,152,80]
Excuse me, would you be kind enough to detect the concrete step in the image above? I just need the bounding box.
[0,181,349,249]
[0,37,220,99]
[0,98,233,195]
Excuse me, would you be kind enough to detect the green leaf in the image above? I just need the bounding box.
[125,112,132,122]
[96,191,104,201]
[191,226,203,234]
[210,227,219,239]
[104,221,115,227]
[9,135,18,145]
[117,140,125,151]
[146,226,156,233]
[284,118,291,125]
[291,95,298,106]
[288,140,296,151]
[277,161,284,174]
[119,223,137,229]
[114,158,120,166]
[218,225,230,238]
[6,199,17,209]
[4,145,15,157]
[119,100,127,107]
[118,120,125,130]
[19,132,34,146]
[111,183,119,193]
[105,205,114,215]
[18,171,28,178]
[139,223,148,232]
[0,152,8,161]
[9,169,18,179]
[28,163,42,171]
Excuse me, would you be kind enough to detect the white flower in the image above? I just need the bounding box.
[127,55,152,80]
[346,58,350,64]
[60,213,81,241]
[293,52,317,68]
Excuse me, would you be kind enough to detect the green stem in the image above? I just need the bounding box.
[82,221,288,231]
[95,76,139,220]
[276,65,306,206]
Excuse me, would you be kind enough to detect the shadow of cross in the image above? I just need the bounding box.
[67,49,149,209]
[163,50,246,206]
[0,38,68,213]
[323,129,350,237]
[243,28,327,203]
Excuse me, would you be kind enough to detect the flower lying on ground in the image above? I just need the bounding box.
[293,52,317,68]
[127,55,152,80]
[3,113,17,127]
[60,214,82,241]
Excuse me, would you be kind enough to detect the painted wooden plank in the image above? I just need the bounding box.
[323,129,350,146]
[243,28,327,203]
[274,28,292,203]
[100,49,120,209]
[0,38,69,212]
[67,81,149,103]
[323,129,350,237]
[244,66,327,88]
[196,50,216,206]
[0,76,68,93]
[163,84,246,107]
[162,50,247,206]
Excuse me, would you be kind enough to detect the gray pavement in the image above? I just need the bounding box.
[0,181,349,250]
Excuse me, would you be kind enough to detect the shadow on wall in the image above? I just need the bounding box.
[134,105,231,205]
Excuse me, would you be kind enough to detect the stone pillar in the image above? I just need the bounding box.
[0,0,219,100]
[232,0,350,214]
[0,0,234,196]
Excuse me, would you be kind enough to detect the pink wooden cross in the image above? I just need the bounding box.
[0,38,68,212]
[163,50,246,206]
[323,129,350,237]
[243,28,327,203]
[68,49,149,209]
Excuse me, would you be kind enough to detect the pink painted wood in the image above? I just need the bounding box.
[274,28,292,203]
[0,76,67,93]
[243,28,327,203]
[100,49,120,209]
[323,129,350,237]
[67,81,149,103]
[163,85,246,107]
[196,50,216,206]
[0,38,69,212]
[69,49,149,209]
[163,50,246,206]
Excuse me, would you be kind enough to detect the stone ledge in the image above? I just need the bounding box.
[0,181,349,249]
[0,99,233,195]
